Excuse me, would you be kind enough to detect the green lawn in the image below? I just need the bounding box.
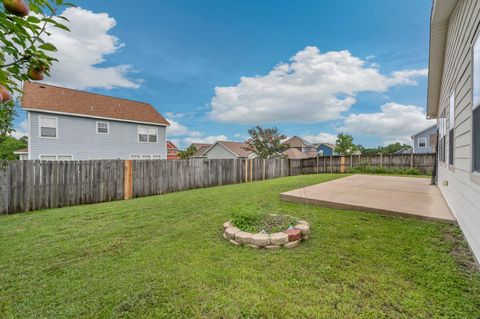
[1,174,479,318]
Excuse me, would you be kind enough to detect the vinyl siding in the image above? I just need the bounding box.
[436,0,480,263]
[29,111,167,160]
[203,144,237,159]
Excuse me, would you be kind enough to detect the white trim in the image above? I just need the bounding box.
[23,108,169,127]
[27,112,31,160]
[137,126,158,143]
[417,137,427,148]
[38,115,58,139]
[130,155,141,160]
[96,121,109,134]
[39,154,73,161]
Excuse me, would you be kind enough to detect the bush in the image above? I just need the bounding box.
[348,166,425,175]
[231,208,298,233]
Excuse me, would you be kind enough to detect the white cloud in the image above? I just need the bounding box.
[10,119,28,139]
[166,118,228,148]
[340,102,435,145]
[209,46,427,124]
[302,132,337,144]
[44,7,141,90]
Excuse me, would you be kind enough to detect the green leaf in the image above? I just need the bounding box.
[38,43,57,51]
[27,16,41,23]
[53,23,70,32]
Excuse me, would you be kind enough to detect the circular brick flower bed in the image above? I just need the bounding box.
[222,219,310,249]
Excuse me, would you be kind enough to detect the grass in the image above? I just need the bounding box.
[1,174,479,318]
[231,209,299,233]
[348,166,426,176]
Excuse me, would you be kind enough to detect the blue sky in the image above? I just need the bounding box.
[14,0,435,148]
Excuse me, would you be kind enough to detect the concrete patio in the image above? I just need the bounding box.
[281,174,455,222]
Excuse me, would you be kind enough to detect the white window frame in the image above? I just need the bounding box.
[141,155,152,159]
[96,121,109,134]
[152,155,162,159]
[57,155,73,161]
[417,137,427,148]
[138,126,158,143]
[472,32,480,176]
[130,155,141,160]
[39,155,57,161]
[39,116,58,139]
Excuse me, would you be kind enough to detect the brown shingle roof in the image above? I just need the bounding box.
[22,82,169,126]
[191,144,212,157]
[217,141,253,157]
[282,136,313,148]
[282,148,308,159]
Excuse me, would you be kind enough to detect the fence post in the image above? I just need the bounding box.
[340,156,345,173]
[250,159,253,182]
[316,156,319,174]
[124,160,133,200]
[263,159,266,180]
[380,153,383,167]
[350,155,353,168]
[411,153,414,168]
[330,155,333,173]
[245,159,248,183]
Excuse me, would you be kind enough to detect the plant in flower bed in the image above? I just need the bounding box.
[231,208,298,233]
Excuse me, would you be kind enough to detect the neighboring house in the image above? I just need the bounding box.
[22,82,169,160]
[195,141,255,159]
[166,141,179,160]
[314,143,337,156]
[190,143,212,157]
[282,136,315,153]
[282,148,308,159]
[14,148,28,160]
[411,125,437,154]
[427,0,480,262]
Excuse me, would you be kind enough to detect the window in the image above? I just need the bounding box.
[449,92,455,165]
[130,155,141,160]
[141,155,152,159]
[39,116,57,138]
[152,155,162,159]
[138,127,157,143]
[473,35,480,172]
[418,137,427,148]
[97,121,109,134]
[39,155,57,161]
[58,155,73,161]
[438,110,447,162]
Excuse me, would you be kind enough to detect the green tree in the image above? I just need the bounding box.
[178,145,197,159]
[358,143,412,155]
[0,135,26,160]
[334,133,358,155]
[1,0,74,135]
[246,126,286,159]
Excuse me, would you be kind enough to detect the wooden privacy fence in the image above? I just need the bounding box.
[0,154,435,214]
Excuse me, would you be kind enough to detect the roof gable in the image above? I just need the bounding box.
[22,82,170,126]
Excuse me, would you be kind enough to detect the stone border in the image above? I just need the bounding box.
[223,219,310,249]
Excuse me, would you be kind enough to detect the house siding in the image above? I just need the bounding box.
[203,144,237,159]
[317,144,334,156]
[436,0,480,262]
[28,111,167,160]
[412,126,437,154]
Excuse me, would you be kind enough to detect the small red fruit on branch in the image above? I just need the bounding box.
[28,64,46,81]
[0,85,12,102]
[2,0,29,17]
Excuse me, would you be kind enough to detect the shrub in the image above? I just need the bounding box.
[348,166,424,175]
[231,208,298,233]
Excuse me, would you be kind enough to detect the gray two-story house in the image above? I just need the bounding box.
[411,125,437,154]
[22,82,170,160]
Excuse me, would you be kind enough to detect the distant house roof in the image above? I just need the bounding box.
[282,148,308,159]
[215,141,253,158]
[394,148,413,155]
[167,141,178,149]
[411,125,437,138]
[22,82,170,126]
[191,143,212,157]
[282,136,313,148]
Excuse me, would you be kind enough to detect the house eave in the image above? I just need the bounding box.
[427,0,460,119]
